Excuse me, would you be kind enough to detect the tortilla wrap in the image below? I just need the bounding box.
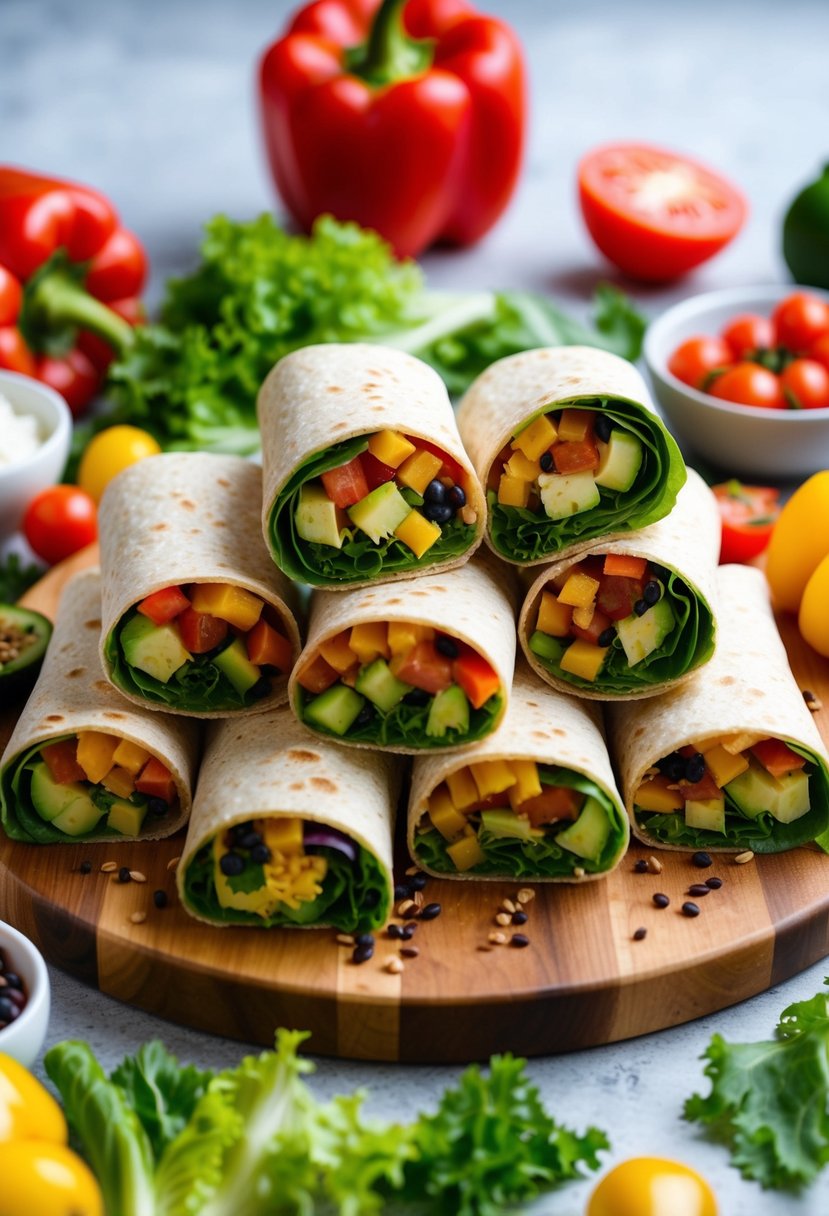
[456,345,686,566]
[98,452,302,717]
[258,342,486,588]
[0,570,199,843]
[177,704,397,932]
[289,554,518,753]
[407,659,629,881]
[608,564,829,852]
[518,467,719,699]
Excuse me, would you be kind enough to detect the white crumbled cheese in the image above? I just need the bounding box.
[0,393,42,468]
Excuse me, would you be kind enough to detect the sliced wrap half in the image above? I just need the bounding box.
[178,705,397,933]
[608,564,829,853]
[289,555,517,753]
[0,570,199,844]
[99,452,302,717]
[408,660,628,881]
[259,343,486,589]
[518,468,719,699]
[456,345,686,566]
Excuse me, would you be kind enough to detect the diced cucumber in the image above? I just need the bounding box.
[537,470,600,520]
[594,431,643,492]
[480,810,534,841]
[304,685,365,736]
[355,659,410,713]
[685,797,726,834]
[616,597,675,666]
[555,796,610,861]
[121,614,191,684]
[213,638,261,695]
[347,482,411,544]
[295,482,343,549]
[426,685,470,739]
[727,759,811,823]
[528,631,567,665]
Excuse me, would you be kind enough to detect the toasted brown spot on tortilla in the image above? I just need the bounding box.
[287,749,320,763]
[217,477,231,487]
[748,688,765,698]
[311,777,336,793]
[189,528,202,535]
[633,726,645,738]
[327,385,343,393]
[410,591,428,597]
[213,520,227,528]
[371,404,385,411]
[180,499,196,510]
[85,619,101,630]
[532,730,549,739]
[45,714,64,722]
[151,523,169,532]
[289,781,305,790]
[526,701,538,709]
[103,711,125,720]
[720,676,736,686]
[332,421,348,431]
[385,598,402,606]
[95,681,111,693]
[67,668,85,678]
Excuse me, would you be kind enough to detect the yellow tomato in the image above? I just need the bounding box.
[78,425,161,503]
[799,552,829,657]
[765,470,829,614]
[0,1140,102,1216]
[0,1053,66,1146]
[587,1156,718,1216]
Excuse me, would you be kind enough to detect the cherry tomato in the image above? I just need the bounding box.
[36,349,99,417]
[577,143,747,282]
[780,358,829,409]
[0,266,22,326]
[0,326,36,376]
[78,425,161,503]
[720,312,775,359]
[587,1157,717,1216]
[712,481,780,564]
[23,485,98,565]
[668,336,733,389]
[772,291,829,353]
[708,362,783,409]
[808,332,829,372]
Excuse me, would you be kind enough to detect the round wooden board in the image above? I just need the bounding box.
[2,545,829,1063]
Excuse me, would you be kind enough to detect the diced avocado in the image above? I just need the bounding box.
[295,482,343,549]
[121,613,192,685]
[685,797,726,834]
[727,759,811,824]
[347,482,411,544]
[107,798,148,837]
[355,658,410,713]
[213,637,262,695]
[529,631,567,665]
[426,685,470,739]
[212,835,270,913]
[555,796,610,861]
[594,430,643,492]
[537,470,600,520]
[304,684,365,736]
[480,809,534,841]
[42,774,105,836]
[616,597,675,667]
[29,762,94,825]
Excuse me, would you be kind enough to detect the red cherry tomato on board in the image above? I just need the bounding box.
[720,313,775,359]
[708,363,784,409]
[36,350,99,418]
[23,485,98,565]
[780,358,829,409]
[772,292,829,354]
[712,481,781,564]
[808,332,829,372]
[668,336,733,389]
[577,143,747,281]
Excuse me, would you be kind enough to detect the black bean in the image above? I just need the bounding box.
[400,925,415,940]
[682,901,701,918]
[598,627,616,647]
[688,884,711,897]
[692,851,713,868]
[79,860,92,875]
[219,852,245,877]
[352,942,374,964]
[386,923,403,939]
[0,996,18,1023]
[232,821,254,840]
[705,876,724,890]
[595,415,613,443]
[435,635,459,659]
[685,754,706,784]
[510,933,530,948]
[153,889,168,909]
[148,797,169,817]
[400,945,419,958]
[249,676,272,700]
[403,920,418,932]
[632,927,647,941]
[355,705,375,727]
[539,450,554,472]
[239,831,263,850]
[643,580,661,605]
[5,988,25,1009]
[251,844,272,865]
[0,951,5,973]
[512,910,528,925]
[410,871,428,891]
[634,859,649,873]
[394,883,411,901]
[633,598,649,617]
[659,754,685,783]
[448,485,466,509]
[355,932,375,947]
[419,902,442,921]
[423,503,454,525]
[653,893,670,908]
[118,866,132,884]
[423,479,447,505]
[2,973,22,991]
[403,689,430,707]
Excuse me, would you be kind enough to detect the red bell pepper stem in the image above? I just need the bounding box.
[353,0,430,86]
[25,264,133,356]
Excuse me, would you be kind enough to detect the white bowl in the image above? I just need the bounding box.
[644,285,829,479]
[0,920,50,1067]
[0,371,72,539]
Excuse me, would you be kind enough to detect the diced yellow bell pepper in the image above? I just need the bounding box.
[263,817,304,857]
[388,621,434,656]
[446,766,479,810]
[497,474,531,508]
[705,744,750,788]
[190,583,263,631]
[557,408,595,441]
[214,834,272,912]
[101,765,136,800]
[537,591,573,637]
[428,786,468,841]
[506,450,541,481]
[511,413,557,460]
[470,759,516,799]
[349,621,390,664]
[367,429,416,469]
[507,760,542,810]
[633,775,684,812]
[559,639,608,681]
[720,731,762,755]
[76,731,119,784]
[397,449,444,495]
[571,602,596,630]
[447,832,486,871]
[557,570,600,608]
[319,630,358,674]
[112,738,150,777]
[394,509,441,558]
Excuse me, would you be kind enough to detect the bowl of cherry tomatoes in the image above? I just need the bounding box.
[644,286,829,478]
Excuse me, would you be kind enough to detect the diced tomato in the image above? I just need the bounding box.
[570,608,612,645]
[751,738,807,778]
[405,436,464,484]
[296,653,340,694]
[137,585,190,625]
[488,444,513,491]
[603,554,648,580]
[680,771,721,802]
[40,739,86,784]
[596,575,645,621]
[520,786,584,828]
[453,651,500,709]
[360,451,397,490]
[391,640,453,694]
[321,456,369,508]
[464,792,512,814]
[679,745,698,759]
[177,607,228,654]
[247,619,294,671]
[552,439,600,474]
[135,757,176,804]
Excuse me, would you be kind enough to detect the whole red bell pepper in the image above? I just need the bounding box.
[258,0,526,259]
[0,167,146,415]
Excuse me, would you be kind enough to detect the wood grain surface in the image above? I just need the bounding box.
[1,544,828,1063]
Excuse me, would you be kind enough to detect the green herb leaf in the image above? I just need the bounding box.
[0,553,42,603]
[112,1041,213,1160]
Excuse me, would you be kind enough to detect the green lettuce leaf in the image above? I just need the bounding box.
[111,1042,213,1160]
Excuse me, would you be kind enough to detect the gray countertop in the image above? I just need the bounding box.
[5,0,829,1211]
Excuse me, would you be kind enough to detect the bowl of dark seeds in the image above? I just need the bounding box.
[0,920,50,1066]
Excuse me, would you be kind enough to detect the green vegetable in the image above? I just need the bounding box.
[685,979,829,1189]
[0,552,42,602]
[111,1041,212,1160]
[783,164,829,289]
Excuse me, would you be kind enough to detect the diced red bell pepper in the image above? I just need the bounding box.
[405,436,464,485]
[135,757,176,804]
[520,786,584,828]
[552,439,600,474]
[680,771,721,802]
[751,738,807,778]
[321,456,370,509]
[679,745,699,759]
[177,607,228,654]
[596,575,645,621]
[570,608,612,646]
[488,444,514,492]
[391,640,453,694]
[247,619,294,672]
[463,792,512,815]
[603,554,648,580]
[296,653,340,694]
[360,451,397,490]
[40,738,86,784]
[137,586,190,626]
[453,651,500,709]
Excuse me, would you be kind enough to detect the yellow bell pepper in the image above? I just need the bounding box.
[0,1140,103,1216]
[0,1054,67,1145]
[765,470,829,613]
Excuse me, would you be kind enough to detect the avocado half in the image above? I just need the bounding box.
[0,604,52,700]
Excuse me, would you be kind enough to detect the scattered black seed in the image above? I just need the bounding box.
[598,627,616,647]
[682,901,701,918]
[153,889,168,909]
[653,893,670,908]
[2,973,22,991]
[510,933,530,948]
[423,479,447,505]
[633,927,647,941]
[410,871,428,891]
[400,945,419,958]
[386,923,403,939]
[251,843,272,865]
[685,754,706,784]
[352,942,374,964]
[79,860,92,875]
[403,688,430,707]
[239,830,263,851]
[355,932,375,947]
[400,925,416,940]
[219,852,245,878]
[148,797,169,817]
[595,415,613,442]
[118,866,132,884]
[643,580,661,605]
[634,859,649,874]
[448,485,466,509]
[394,883,411,901]
[419,902,442,921]
[512,910,528,925]
[688,883,711,897]
[633,598,649,617]
[539,450,554,472]
[435,635,459,659]
[424,502,454,525]
[692,851,713,868]
[355,704,375,727]
[705,876,724,889]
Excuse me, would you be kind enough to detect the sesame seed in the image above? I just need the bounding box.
[573,866,586,878]
[166,856,181,872]
[735,850,755,865]
[495,912,512,927]
[516,888,535,904]
[130,911,146,925]
[336,934,355,946]
[397,899,417,917]
[386,957,404,974]
[101,861,117,873]
[802,689,822,712]
[405,864,419,876]
[647,855,663,874]
[501,898,516,914]
[129,870,147,884]
[488,931,507,945]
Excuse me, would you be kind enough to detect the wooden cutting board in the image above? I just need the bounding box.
[1,545,828,1063]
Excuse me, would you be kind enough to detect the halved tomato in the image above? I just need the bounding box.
[321,456,369,508]
[578,143,747,281]
[596,575,644,621]
[391,640,453,694]
[712,481,780,564]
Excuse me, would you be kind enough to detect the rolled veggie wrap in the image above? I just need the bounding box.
[456,345,686,566]
[289,556,517,753]
[408,660,628,881]
[99,452,302,717]
[0,571,199,844]
[518,467,719,699]
[178,705,397,933]
[608,564,829,854]
[259,343,486,589]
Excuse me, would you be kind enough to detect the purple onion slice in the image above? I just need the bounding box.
[303,823,357,863]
